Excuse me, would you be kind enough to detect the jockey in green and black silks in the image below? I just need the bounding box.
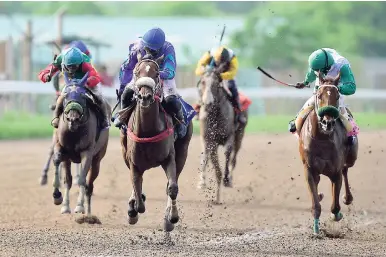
[288,48,359,145]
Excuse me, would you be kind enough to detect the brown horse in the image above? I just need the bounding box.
[51,72,110,222]
[298,73,358,235]
[197,69,248,203]
[118,54,193,232]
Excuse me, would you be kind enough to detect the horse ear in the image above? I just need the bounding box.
[137,52,142,62]
[318,72,325,84]
[334,73,341,85]
[80,72,89,86]
[155,54,164,66]
[63,71,71,86]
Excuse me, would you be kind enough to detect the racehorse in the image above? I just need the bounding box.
[298,73,358,235]
[197,69,249,204]
[51,71,110,222]
[116,53,193,232]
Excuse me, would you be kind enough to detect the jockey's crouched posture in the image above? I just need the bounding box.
[38,47,110,129]
[288,48,359,145]
[114,27,188,138]
[194,46,247,124]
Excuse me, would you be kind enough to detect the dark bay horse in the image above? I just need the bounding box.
[52,72,111,222]
[197,69,248,204]
[118,53,193,232]
[298,73,358,235]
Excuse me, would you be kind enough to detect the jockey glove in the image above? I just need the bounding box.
[295,82,308,89]
[86,76,99,88]
[43,73,52,83]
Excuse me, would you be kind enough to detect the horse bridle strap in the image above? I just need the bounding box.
[314,84,339,121]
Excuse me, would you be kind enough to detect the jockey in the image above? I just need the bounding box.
[194,46,247,124]
[38,47,110,129]
[288,48,358,145]
[52,40,93,96]
[115,27,188,139]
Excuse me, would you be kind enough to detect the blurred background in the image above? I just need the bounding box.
[1,1,386,139]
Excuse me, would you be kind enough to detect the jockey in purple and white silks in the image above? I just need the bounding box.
[113,27,187,139]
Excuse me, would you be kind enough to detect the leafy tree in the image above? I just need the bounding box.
[231,2,386,68]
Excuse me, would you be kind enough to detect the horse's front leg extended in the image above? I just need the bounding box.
[305,166,322,235]
[52,143,63,205]
[223,134,235,188]
[161,153,179,232]
[74,150,93,214]
[330,172,343,221]
[130,162,145,214]
[61,160,72,214]
[198,136,209,189]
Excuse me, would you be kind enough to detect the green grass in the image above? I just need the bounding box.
[1,111,386,140]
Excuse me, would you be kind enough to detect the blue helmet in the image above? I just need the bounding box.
[68,40,92,58]
[141,27,165,51]
[63,47,84,66]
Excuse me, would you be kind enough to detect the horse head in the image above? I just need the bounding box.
[133,53,163,108]
[199,68,231,109]
[62,71,89,131]
[315,73,341,134]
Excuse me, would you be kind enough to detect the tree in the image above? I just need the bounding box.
[231,2,386,68]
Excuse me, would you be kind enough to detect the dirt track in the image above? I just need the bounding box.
[1,131,386,257]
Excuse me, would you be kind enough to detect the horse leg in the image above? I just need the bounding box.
[342,167,353,205]
[85,158,100,216]
[161,154,179,232]
[305,167,322,235]
[61,160,72,214]
[130,162,145,214]
[210,149,222,204]
[73,163,81,186]
[74,151,93,214]
[223,135,235,188]
[52,143,63,205]
[40,142,54,186]
[231,122,246,172]
[330,173,343,222]
[197,137,209,189]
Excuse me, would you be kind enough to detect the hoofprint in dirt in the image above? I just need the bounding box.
[0,131,386,256]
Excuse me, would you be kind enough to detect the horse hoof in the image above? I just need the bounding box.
[61,206,71,214]
[223,177,233,188]
[39,175,48,186]
[128,215,138,225]
[343,195,353,205]
[74,205,85,214]
[128,209,138,218]
[330,212,343,222]
[169,215,179,224]
[318,193,324,202]
[313,219,320,235]
[53,192,63,205]
[163,218,175,232]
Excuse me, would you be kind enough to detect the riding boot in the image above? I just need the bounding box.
[113,87,135,128]
[288,119,297,133]
[227,80,247,124]
[52,95,65,128]
[164,95,187,139]
[90,91,110,128]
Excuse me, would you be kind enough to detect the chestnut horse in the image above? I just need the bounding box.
[117,54,193,232]
[298,73,358,235]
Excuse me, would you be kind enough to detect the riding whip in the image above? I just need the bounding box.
[256,66,309,88]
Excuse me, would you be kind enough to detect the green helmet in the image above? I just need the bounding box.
[308,49,335,72]
[62,47,84,66]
